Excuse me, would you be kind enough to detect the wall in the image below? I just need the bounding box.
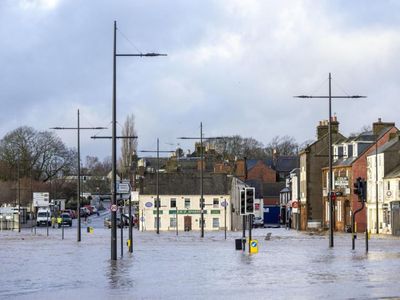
[139,194,231,232]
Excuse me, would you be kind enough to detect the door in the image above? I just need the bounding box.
[344,200,351,232]
[184,216,192,231]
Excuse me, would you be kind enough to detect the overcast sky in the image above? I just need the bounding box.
[1,0,400,161]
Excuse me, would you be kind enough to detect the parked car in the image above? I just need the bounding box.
[80,207,91,217]
[84,205,94,215]
[253,217,264,228]
[63,209,76,219]
[58,213,72,227]
[36,209,52,227]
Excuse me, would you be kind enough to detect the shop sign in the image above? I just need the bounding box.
[334,177,349,188]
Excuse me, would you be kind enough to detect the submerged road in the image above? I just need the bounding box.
[1,220,400,299]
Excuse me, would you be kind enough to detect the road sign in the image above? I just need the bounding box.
[221,200,228,207]
[145,202,153,208]
[117,181,131,194]
[111,204,118,212]
[140,216,145,222]
[250,239,258,254]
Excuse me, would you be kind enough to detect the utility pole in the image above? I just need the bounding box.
[51,109,106,242]
[140,139,174,234]
[100,20,166,261]
[295,73,366,248]
[178,123,225,238]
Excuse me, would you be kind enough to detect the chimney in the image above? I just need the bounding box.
[317,120,328,139]
[373,118,395,136]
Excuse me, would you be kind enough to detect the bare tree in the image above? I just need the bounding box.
[265,135,298,156]
[0,126,75,182]
[119,114,137,179]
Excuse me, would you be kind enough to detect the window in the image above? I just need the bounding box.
[388,181,391,190]
[213,198,219,208]
[184,198,190,208]
[170,217,176,228]
[154,198,161,208]
[154,217,160,229]
[213,218,219,228]
[170,198,176,208]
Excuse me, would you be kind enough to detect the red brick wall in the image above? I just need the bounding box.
[247,161,276,183]
[263,197,279,206]
[351,127,398,232]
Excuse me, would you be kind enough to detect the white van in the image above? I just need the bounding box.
[36,208,52,226]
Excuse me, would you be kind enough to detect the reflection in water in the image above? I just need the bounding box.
[106,257,135,290]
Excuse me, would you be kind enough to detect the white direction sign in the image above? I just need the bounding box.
[117,181,131,194]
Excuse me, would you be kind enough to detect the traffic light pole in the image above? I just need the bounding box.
[248,214,252,254]
[352,201,365,250]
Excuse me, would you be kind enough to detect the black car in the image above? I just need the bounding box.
[58,213,72,227]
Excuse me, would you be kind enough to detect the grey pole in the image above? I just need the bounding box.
[77,109,81,242]
[17,156,21,233]
[294,73,366,248]
[200,122,204,238]
[111,20,118,260]
[328,73,334,248]
[176,206,178,236]
[375,138,379,234]
[129,195,133,253]
[224,199,227,240]
[156,138,160,234]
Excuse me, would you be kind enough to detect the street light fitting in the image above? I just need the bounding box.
[116,53,167,57]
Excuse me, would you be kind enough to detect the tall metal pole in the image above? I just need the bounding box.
[111,20,118,260]
[129,195,133,253]
[224,200,227,240]
[176,206,178,236]
[77,109,81,242]
[295,73,366,248]
[200,122,204,238]
[156,138,160,234]
[328,73,334,248]
[375,139,379,234]
[17,156,21,233]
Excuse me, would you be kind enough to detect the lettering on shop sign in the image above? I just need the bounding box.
[168,210,208,214]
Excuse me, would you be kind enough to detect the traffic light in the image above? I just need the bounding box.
[245,187,255,215]
[353,177,367,202]
[240,189,245,215]
[360,180,367,202]
[353,177,362,196]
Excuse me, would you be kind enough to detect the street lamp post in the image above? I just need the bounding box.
[51,109,106,242]
[140,138,175,234]
[108,20,166,260]
[295,73,366,248]
[178,122,225,238]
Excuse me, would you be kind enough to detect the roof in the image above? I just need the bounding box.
[242,180,285,198]
[246,156,298,173]
[141,172,231,195]
[384,165,400,179]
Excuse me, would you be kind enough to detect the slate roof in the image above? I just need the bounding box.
[141,172,231,195]
[385,165,400,179]
[246,156,298,172]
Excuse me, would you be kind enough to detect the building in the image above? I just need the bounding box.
[383,166,400,236]
[299,117,346,230]
[367,133,400,234]
[322,119,397,233]
[138,172,231,232]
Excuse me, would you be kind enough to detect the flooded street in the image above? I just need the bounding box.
[1,216,400,299]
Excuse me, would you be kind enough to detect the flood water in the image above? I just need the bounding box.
[1,217,400,299]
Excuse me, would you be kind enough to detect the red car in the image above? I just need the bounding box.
[63,209,76,219]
